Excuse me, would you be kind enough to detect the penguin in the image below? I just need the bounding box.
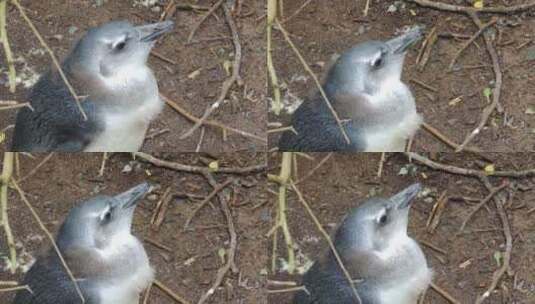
[279,26,423,152]
[294,183,432,304]
[13,183,154,304]
[11,20,173,152]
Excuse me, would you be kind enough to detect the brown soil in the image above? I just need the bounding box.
[268,152,535,303]
[268,0,535,152]
[0,0,266,152]
[0,152,267,304]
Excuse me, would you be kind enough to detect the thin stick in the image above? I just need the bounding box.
[267,285,309,294]
[475,177,513,304]
[267,0,282,114]
[430,282,462,304]
[150,50,177,65]
[150,187,172,230]
[276,20,351,144]
[0,285,32,293]
[377,152,386,178]
[422,122,482,154]
[405,152,535,178]
[455,14,502,152]
[448,18,497,70]
[142,282,152,304]
[0,103,33,111]
[0,1,16,93]
[195,127,205,152]
[98,152,108,177]
[187,0,224,43]
[459,182,508,232]
[11,0,87,120]
[134,152,266,175]
[363,0,371,16]
[181,5,242,139]
[272,153,295,273]
[294,153,332,185]
[154,279,192,304]
[184,178,234,230]
[291,182,361,303]
[1,152,16,273]
[268,126,297,134]
[16,153,54,183]
[196,172,238,304]
[11,179,85,303]
[162,94,266,143]
[407,0,535,14]
[282,0,314,24]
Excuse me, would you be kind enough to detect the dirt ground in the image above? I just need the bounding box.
[0,0,266,152]
[267,153,535,303]
[268,0,535,152]
[0,153,268,304]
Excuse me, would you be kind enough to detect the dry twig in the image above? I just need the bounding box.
[11,179,85,303]
[134,152,266,175]
[162,94,265,143]
[184,178,234,230]
[459,181,508,232]
[196,172,238,304]
[181,4,242,139]
[11,0,87,120]
[187,0,224,43]
[1,152,16,273]
[291,182,362,303]
[154,279,191,304]
[405,152,535,177]
[0,1,16,93]
[430,282,462,304]
[275,20,351,144]
[448,18,497,70]
[475,177,513,304]
[407,0,535,14]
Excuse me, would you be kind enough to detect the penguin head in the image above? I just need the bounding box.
[56,183,151,252]
[67,20,174,78]
[334,183,421,254]
[324,26,422,99]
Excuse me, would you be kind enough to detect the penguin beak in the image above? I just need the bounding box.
[386,26,423,54]
[114,182,151,209]
[137,20,174,43]
[390,183,421,210]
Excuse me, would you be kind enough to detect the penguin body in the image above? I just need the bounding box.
[294,183,432,304]
[11,21,173,152]
[13,183,153,304]
[279,27,423,152]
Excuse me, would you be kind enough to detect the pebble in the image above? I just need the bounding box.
[67,26,78,35]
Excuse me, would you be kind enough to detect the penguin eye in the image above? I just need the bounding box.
[371,57,383,68]
[114,41,126,51]
[378,214,388,225]
[100,207,113,223]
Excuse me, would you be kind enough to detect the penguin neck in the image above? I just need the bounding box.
[332,78,416,129]
[66,61,159,110]
[93,233,154,304]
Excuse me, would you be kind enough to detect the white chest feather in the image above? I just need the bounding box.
[378,267,432,304]
[97,234,154,304]
[363,81,422,152]
[375,237,432,304]
[84,95,163,152]
[363,111,422,152]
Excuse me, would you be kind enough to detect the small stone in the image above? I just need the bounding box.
[387,4,397,13]
[122,164,133,173]
[67,26,78,35]
[147,194,159,201]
